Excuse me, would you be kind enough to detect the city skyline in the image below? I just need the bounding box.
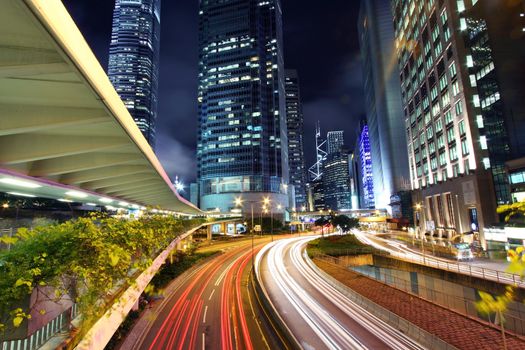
[2,1,525,349]
[62,0,364,184]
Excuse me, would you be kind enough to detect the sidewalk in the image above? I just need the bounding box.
[315,258,525,350]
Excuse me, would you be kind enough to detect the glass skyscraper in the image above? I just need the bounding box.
[285,69,307,210]
[390,0,525,246]
[108,0,161,148]
[326,131,344,155]
[323,148,353,211]
[197,0,289,213]
[358,0,410,212]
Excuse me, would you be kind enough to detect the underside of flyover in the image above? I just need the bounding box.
[0,0,200,214]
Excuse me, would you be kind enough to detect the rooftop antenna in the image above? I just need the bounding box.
[308,121,327,181]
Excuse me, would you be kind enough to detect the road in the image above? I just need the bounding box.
[122,237,284,350]
[256,236,425,350]
[353,230,524,287]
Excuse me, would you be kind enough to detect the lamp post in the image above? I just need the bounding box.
[235,197,255,267]
[414,202,426,263]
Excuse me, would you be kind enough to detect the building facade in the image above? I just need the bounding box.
[323,148,353,211]
[197,0,289,213]
[285,69,307,210]
[358,0,410,212]
[108,0,161,147]
[327,131,344,155]
[310,178,325,211]
[391,0,525,245]
[358,122,375,209]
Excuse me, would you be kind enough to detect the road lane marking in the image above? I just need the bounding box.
[208,289,215,301]
[202,333,206,350]
[215,259,237,286]
[202,305,208,323]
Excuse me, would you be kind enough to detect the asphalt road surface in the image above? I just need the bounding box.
[123,237,286,350]
[256,236,425,350]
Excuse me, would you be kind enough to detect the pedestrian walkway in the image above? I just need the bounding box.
[315,259,525,350]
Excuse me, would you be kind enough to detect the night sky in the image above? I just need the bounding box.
[62,0,364,184]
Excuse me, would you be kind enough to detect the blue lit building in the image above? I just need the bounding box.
[197,0,289,213]
[359,123,375,209]
[108,0,161,148]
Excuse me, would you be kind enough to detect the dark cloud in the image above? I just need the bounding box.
[62,0,364,184]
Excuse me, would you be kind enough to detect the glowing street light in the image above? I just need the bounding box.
[174,176,184,192]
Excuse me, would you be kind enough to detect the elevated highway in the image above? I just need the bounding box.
[0,0,200,214]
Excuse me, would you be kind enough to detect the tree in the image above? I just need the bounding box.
[331,215,359,233]
[474,246,525,350]
[314,217,330,237]
[497,201,525,224]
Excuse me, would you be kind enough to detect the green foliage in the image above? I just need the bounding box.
[497,201,525,223]
[331,215,360,232]
[0,213,205,332]
[474,246,525,348]
[314,216,330,227]
[307,234,373,257]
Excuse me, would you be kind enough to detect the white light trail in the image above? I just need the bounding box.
[256,236,425,350]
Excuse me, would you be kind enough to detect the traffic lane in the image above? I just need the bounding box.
[280,239,392,349]
[260,237,393,349]
[355,231,523,286]
[259,240,328,350]
[136,243,252,349]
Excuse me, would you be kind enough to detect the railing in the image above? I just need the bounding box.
[0,304,79,350]
[317,247,524,288]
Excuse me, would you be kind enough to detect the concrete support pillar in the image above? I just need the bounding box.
[207,226,212,240]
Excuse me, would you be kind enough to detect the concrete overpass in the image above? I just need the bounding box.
[0,0,200,215]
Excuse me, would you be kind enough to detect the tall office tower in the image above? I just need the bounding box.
[197,0,289,213]
[358,123,375,209]
[285,69,307,210]
[327,131,344,155]
[358,0,410,212]
[189,182,199,207]
[108,0,161,148]
[391,0,525,245]
[323,147,353,211]
[310,179,325,211]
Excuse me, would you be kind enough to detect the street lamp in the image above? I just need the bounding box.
[414,202,426,263]
[235,197,255,267]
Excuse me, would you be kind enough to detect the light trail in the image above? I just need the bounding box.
[256,236,425,350]
[353,231,524,287]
